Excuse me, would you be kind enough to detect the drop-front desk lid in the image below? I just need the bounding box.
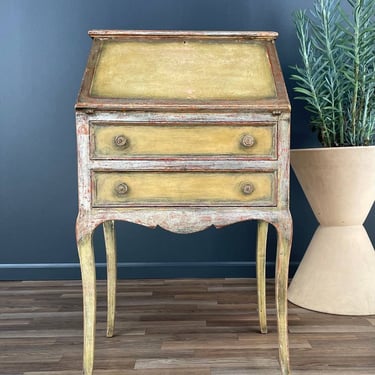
[76,30,290,112]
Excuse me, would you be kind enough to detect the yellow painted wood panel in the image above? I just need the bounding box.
[91,123,276,158]
[92,171,276,207]
[90,40,276,100]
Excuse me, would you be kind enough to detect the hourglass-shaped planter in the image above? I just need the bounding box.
[289,146,375,315]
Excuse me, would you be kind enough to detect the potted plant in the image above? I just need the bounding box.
[288,0,375,315]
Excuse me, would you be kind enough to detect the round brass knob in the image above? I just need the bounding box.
[113,135,129,148]
[241,183,254,195]
[241,134,255,148]
[115,183,128,195]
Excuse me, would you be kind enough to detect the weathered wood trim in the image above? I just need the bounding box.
[89,159,279,171]
[76,99,290,112]
[277,112,291,209]
[76,208,289,238]
[76,40,103,108]
[266,42,291,112]
[87,110,279,123]
[88,29,279,40]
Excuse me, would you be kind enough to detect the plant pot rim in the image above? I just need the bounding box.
[291,145,375,153]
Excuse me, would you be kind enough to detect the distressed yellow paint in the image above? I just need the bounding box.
[93,171,275,207]
[103,221,116,338]
[90,40,276,100]
[92,123,276,158]
[257,220,269,334]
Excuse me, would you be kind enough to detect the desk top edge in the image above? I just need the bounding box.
[88,30,279,40]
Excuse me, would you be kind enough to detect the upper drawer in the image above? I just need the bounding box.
[90,122,276,159]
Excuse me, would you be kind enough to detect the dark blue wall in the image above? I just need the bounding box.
[1,0,373,280]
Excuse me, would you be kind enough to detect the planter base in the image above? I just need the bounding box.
[288,225,375,315]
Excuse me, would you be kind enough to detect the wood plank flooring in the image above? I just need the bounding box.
[0,278,374,374]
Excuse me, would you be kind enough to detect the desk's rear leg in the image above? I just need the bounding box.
[256,220,268,334]
[103,220,117,338]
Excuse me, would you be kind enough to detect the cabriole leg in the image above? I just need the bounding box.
[275,215,293,375]
[103,220,117,338]
[256,220,268,334]
[77,229,96,375]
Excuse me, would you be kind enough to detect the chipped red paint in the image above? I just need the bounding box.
[77,123,89,135]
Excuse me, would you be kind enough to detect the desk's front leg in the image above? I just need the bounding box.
[77,229,96,375]
[275,214,292,375]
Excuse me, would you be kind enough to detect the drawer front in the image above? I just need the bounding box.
[91,123,276,159]
[92,171,276,207]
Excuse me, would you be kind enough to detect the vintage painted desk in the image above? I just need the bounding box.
[75,30,292,374]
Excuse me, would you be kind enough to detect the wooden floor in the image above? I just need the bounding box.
[0,278,374,375]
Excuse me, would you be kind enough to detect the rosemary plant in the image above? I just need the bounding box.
[291,0,375,147]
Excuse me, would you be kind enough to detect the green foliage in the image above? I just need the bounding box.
[291,0,375,147]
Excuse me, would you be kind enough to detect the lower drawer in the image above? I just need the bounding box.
[92,171,276,207]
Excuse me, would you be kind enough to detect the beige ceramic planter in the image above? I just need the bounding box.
[289,146,375,315]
